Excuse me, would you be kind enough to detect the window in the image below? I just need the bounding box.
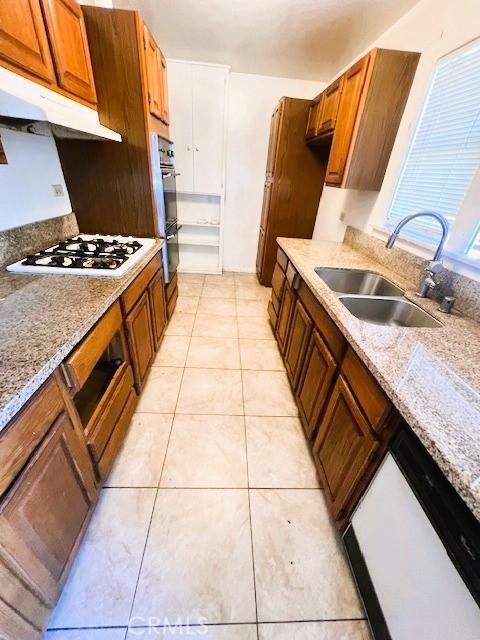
[385,40,480,262]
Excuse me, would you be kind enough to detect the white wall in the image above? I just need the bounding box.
[223,72,324,272]
[0,129,71,232]
[312,0,480,262]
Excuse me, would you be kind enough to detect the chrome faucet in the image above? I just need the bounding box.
[385,211,451,300]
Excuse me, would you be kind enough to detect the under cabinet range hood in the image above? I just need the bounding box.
[0,67,121,142]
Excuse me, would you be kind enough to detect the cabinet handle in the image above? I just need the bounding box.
[195,147,199,152]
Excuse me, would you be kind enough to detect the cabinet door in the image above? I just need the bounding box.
[313,374,380,520]
[0,412,96,605]
[125,291,155,391]
[256,226,265,277]
[260,179,272,229]
[158,50,169,125]
[276,282,295,354]
[326,54,370,186]
[0,0,56,84]
[297,329,337,440]
[317,76,344,135]
[144,27,161,119]
[285,299,312,389]
[265,101,283,176]
[148,271,167,348]
[305,95,323,139]
[166,60,194,192]
[192,64,226,194]
[40,0,97,103]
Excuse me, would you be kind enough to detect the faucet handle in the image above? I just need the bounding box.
[439,295,455,314]
[426,260,444,274]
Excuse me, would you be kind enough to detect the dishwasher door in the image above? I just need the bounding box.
[346,452,480,640]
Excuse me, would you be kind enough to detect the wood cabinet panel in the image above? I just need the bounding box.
[40,0,97,103]
[313,374,380,520]
[0,0,56,84]
[271,261,285,301]
[297,329,337,440]
[341,347,391,432]
[267,299,277,329]
[158,50,169,125]
[122,253,162,315]
[148,270,167,348]
[276,247,288,273]
[125,291,155,391]
[298,281,346,363]
[317,76,344,135]
[266,102,283,176]
[256,226,265,278]
[144,26,162,120]
[276,282,295,354]
[0,411,96,605]
[0,598,40,640]
[63,302,122,392]
[0,377,63,497]
[305,94,323,139]
[260,179,272,230]
[325,54,370,185]
[285,299,312,389]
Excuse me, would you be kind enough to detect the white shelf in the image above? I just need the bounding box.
[177,190,222,198]
[178,237,220,247]
[178,221,220,228]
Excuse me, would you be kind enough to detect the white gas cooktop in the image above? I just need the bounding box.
[7,234,157,278]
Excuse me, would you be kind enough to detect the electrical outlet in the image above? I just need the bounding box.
[52,184,65,197]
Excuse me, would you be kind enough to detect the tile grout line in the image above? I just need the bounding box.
[123,285,195,633]
[240,364,260,640]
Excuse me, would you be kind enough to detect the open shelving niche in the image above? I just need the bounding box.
[177,192,224,274]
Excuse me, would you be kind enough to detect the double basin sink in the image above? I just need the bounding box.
[315,267,441,328]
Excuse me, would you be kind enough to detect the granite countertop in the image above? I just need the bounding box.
[0,240,163,432]
[278,237,480,520]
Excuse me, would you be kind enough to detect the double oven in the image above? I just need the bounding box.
[150,134,180,282]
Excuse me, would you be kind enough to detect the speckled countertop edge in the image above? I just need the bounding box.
[0,240,164,432]
[278,237,480,520]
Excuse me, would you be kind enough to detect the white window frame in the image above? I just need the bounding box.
[383,39,480,271]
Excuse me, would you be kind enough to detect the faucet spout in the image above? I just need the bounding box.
[385,211,450,298]
[385,211,449,261]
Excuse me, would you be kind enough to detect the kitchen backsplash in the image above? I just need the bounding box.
[0,212,79,268]
[344,226,480,322]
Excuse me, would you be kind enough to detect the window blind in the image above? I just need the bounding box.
[386,42,480,245]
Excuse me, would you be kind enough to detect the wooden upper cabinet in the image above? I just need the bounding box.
[325,53,370,186]
[265,101,283,176]
[40,0,97,103]
[0,0,56,84]
[158,50,169,125]
[144,27,161,119]
[308,48,420,190]
[317,75,344,136]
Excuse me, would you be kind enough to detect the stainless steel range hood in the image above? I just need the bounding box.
[0,67,121,142]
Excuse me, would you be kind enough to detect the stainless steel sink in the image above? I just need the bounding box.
[339,296,442,328]
[315,267,405,297]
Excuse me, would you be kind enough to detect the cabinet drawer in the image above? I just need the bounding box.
[63,302,122,391]
[0,377,63,497]
[276,247,288,272]
[97,387,137,480]
[121,252,162,315]
[267,300,277,329]
[271,262,285,300]
[341,347,391,431]
[298,281,346,363]
[86,363,134,462]
[286,262,299,289]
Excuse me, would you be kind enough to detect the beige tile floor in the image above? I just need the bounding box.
[46,272,369,640]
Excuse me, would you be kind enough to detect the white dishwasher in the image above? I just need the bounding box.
[344,426,480,640]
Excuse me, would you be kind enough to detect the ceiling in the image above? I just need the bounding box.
[112,0,419,81]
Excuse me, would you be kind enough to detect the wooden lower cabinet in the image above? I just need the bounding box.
[276,282,295,354]
[284,299,312,388]
[125,291,155,391]
[0,410,96,608]
[312,374,380,522]
[148,270,167,347]
[296,329,337,439]
[165,272,178,319]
